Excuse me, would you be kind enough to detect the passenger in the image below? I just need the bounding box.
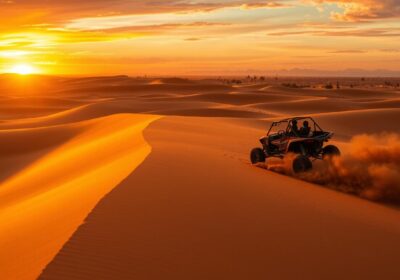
[300,121,311,137]
[290,120,300,136]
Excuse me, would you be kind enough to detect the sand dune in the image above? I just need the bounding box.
[0,96,87,120]
[0,112,158,279]
[40,117,400,280]
[0,75,399,279]
[175,92,310,105]
[314,108,400,138]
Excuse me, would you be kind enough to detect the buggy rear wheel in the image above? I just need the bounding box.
[323,145,341,159]
[293,155,312,173]
[250,148,266,164]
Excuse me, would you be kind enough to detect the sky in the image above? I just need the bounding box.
[0,0,399,76]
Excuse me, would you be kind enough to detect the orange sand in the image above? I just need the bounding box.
[0,111,158,279]
[0,75,399,279]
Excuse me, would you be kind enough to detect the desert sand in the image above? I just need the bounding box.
[0,75,400,279]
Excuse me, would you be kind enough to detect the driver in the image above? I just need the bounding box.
[290,120,300,136]
[300,121,311,137]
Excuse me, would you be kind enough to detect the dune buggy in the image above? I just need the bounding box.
[250,117,340,173]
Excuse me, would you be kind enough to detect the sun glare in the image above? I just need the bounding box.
[9,63,37,75]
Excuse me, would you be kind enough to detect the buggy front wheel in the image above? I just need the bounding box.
[293,155,312,173]
[250,148,266,164]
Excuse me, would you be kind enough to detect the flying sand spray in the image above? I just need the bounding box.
[267,133,400,202]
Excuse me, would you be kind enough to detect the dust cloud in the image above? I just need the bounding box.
[267,133,400,202]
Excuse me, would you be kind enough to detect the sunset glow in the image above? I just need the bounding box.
[0,1,399,76]
[1,2,400,279]
[8,63,38,75]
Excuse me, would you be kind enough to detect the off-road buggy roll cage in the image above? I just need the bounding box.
[267,117,322,136]
[266,117,334,145]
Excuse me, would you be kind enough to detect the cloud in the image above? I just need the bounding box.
[268,28,400,37]
[77,21,230,36]
[310,0,400,21]
[184,37,203,41]
[321,28,400,37]
[0,0,289,27]
[241,2,291,9]
[328,49,366,53]
[380,49,400,53]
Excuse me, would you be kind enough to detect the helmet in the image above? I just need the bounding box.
[303,121,309,127]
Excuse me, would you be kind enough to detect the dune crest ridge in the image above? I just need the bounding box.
[0,113,159,280]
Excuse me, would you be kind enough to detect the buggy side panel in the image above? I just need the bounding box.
[287,138,324,157]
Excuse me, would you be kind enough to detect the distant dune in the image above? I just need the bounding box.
[0,75,399,280]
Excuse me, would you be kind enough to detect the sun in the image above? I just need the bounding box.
[9,63,37,75]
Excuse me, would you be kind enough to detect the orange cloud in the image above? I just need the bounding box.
[311,0,400,21]
[0,0,287,27]
[241,2,291,9]
[268,28,400,37]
